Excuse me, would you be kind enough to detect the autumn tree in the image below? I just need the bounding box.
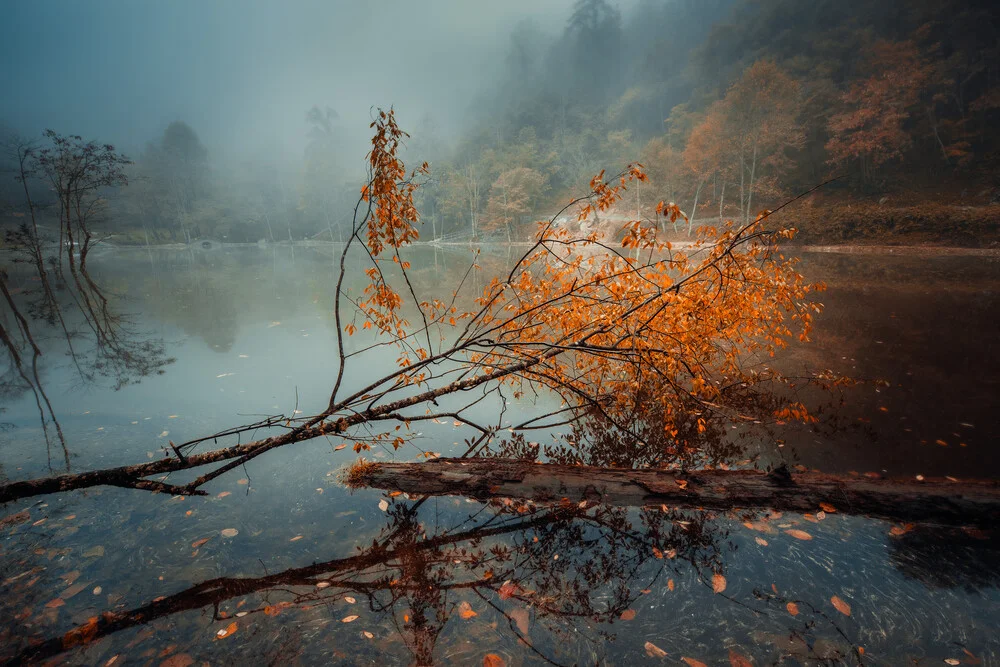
[682,104,727,233]
[484,167,547,242]
[826,40,931,189]
[720,60,805,221]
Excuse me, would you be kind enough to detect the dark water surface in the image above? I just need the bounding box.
[1,246,997,665]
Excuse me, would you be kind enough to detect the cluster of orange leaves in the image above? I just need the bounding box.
[345,110,824,447]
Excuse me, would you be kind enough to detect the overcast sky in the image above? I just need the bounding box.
[0,0,578,164]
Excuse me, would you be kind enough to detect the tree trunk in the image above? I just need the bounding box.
[353,458,1000,527]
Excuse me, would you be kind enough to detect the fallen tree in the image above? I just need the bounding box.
[350,458,1000,527]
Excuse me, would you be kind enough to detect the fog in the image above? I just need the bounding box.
[0,0,578,162]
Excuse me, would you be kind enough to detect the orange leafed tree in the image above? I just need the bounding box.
[826,40,931,187]
[483,167,547,242]
[0,109,830,503]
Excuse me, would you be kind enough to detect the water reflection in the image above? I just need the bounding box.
[6,497,732,665]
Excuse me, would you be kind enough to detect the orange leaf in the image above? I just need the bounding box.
[215,622,238,639]
[819,502,836,513]
[786,602,799,616]
[483,654,506,667]
[62,616,99,649]
[830,595,851,616]
[681,658,708,667]
[191,537,210,549]
[645,641,668,658]
[619,609,636,621]
[728,649,753,667]
[785,529,813,541]
[667,579,675,591]
[341,615,360,623]
[712,573,727,593]
[510,607,530,635]
[457,601,477,619]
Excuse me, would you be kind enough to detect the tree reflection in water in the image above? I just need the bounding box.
[6,498,727,665]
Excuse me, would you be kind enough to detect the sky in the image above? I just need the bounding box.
[0,0,577,164]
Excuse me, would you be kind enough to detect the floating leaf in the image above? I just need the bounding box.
[289,535,303,542]
[619,609,636,621]
[191,537,211,549]
[45,598,65,609]
[681,658,708,667]
[220,528,238,538]
[944,660,960,666]
[728,649,753,667]
[785,529,813,541]
[237,479,248,485]
[334,444,347,451]
[667,579,675,591]
[786,602,799,616]
[215,622,237,639]
[755,537,768,546]
[363,631,374,639]
[819,502,836,513]
[712,573,727,593]
[510,607,530,635]
[644,641,668,658]
[483,655,506,667]
[498,580,519,600]
[341,615,359,623]
[378,499,389,512]
[316,582,330,589]
[830,595,851,616]
[217,492,231,498]
[457,600,478,619]
[160,655,194,667]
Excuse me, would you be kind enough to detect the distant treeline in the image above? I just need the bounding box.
[2,0,997,245]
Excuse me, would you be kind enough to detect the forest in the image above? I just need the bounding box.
[3,0,998,248]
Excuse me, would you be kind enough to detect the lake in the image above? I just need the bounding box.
[1,245,998,665]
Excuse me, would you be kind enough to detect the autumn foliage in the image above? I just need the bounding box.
[335,109,823,458]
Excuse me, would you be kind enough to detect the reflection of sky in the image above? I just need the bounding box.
[3,246,998,479]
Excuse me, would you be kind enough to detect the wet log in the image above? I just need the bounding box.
[354,458,1000,527]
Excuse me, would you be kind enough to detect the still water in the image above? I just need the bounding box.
[1,246,998,665]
